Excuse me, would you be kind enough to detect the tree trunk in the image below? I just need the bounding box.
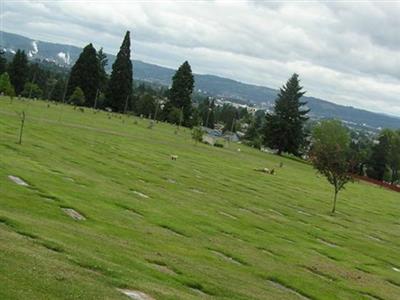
[332,189,338,214]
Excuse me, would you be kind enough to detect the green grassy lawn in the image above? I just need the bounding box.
[1,97,399,299]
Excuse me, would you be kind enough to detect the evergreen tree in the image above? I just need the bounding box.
[244,113,264,148]
[367,133,390,181]
[0,52,7,75]
[135,93,155,117]
[168,61,194,126]
[107,31,133,112]
[8,49,28,95]
[66,43,99,107]
[370,129,400,184]
[97,47,108,93]
[219,103,238,132]
[348,132,372,176]
[51,78,66,102]
[263,73,309,156]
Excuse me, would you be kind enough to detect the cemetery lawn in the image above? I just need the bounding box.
[1,97,400,300]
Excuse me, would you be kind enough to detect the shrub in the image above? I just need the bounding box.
[69,87,85,106]
[192,127,204,143]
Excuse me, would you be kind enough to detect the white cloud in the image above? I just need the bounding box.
[2,0,400,115]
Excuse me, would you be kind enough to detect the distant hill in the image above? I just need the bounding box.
[1,30,399,129]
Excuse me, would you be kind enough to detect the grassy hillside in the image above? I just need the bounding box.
[1,97,399,300]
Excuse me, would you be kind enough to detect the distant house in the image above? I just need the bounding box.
[201,126,222,137]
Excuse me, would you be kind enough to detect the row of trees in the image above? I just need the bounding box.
[65,31,132,111]
[0,31,195,128]
[0,49,68,100]
[1,32,398,193]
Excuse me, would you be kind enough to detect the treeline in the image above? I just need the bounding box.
[1,31,399,188]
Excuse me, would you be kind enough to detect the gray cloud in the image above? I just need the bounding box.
[2,0,400,115]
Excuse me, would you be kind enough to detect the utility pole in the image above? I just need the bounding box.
[18,111,25,145]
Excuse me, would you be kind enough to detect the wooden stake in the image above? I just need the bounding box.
[18,111,25,145]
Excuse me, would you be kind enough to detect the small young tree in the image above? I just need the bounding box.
[69,87,85,106]
[192,127,204,144]
[22,82,42,99]
[0,72,16,98]
[310,120,352,213]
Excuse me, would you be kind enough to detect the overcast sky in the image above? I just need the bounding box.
[2,0,400,116]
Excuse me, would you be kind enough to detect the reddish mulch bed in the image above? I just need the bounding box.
[353,174,400,193]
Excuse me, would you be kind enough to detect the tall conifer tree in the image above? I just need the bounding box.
[167,61,194,126]
[66,43,99,107]
[107,31,133,112]
[0,52,7,75]
[8,49,28,95]
[97,47,108,93]
[263,73,309,156]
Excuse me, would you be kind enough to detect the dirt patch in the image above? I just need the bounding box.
[117,289,155,300]
[267,278,311,300]
[8,175,29,186]
[132,190,149,199]
[62,208,86,221]
[218,211,238,220]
